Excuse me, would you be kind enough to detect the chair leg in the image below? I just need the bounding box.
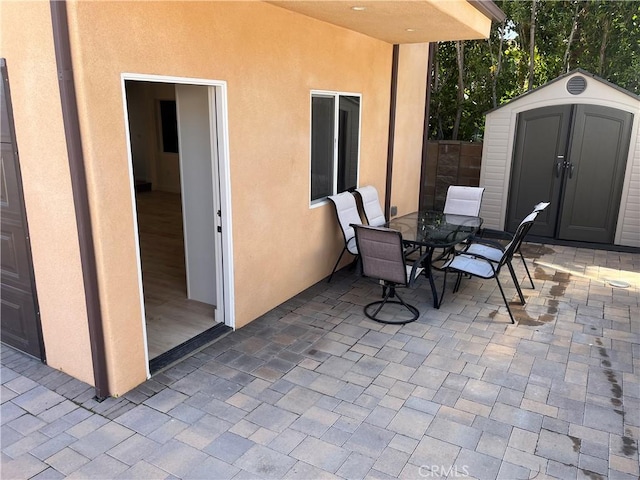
[439,268,448,306]
[395,291,418,315]
[453,272,463,293]
[494,275,516,324]
[353,255,361,275]
[520,254,535,289]
[328,247,347,283]
[369,286,394,318]
[506,262,526,305]
[365,286,419,324]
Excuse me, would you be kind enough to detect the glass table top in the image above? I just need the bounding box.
[385,210,483,247]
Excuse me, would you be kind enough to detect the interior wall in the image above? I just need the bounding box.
[0,1,94,384]
[390,43,430,217]
[125,81,178,192]
[124,81,152,183]
[65,1,393,393]
[152,83,180,193]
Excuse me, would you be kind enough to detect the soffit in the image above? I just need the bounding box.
[267,0,494,44]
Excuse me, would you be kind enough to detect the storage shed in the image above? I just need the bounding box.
[479,69,640,247]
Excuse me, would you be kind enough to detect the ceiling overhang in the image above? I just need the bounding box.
[267,1,502,44]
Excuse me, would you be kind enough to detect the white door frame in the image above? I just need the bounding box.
[121,73,235,376]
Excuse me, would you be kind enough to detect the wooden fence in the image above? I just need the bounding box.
[420,140,483,211]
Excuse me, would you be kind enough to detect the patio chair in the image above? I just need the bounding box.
[354,185,422,257]
[443,186,485,216]
[354,185,386,227]
[442,211,538,324]
[327,191,363,282]
[353,224,425,324]
[462,202,550,289]
[433,185,485,262]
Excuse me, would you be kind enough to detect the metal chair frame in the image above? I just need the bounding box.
[353,224,428,325]
[443,186,485,216]
[434,186,486,262]
[327,192,363,282]
[462,202,550,289]
[443,213,538,323]
[354,186,386,227]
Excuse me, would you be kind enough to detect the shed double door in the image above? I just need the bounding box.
[506,104,633,244]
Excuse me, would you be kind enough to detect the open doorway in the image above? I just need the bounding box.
[123,76,233,373]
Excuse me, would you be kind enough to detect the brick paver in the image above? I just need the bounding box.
[2,243,639,479]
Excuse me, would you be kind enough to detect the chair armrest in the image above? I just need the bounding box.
[444,250,496,268]
[455,250,495,263]
[402,241,421,256]
[466,237,506,251]
[444,251,500,278]
[407,249,432,286]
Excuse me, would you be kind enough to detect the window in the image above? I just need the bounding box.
[310,92,361,203]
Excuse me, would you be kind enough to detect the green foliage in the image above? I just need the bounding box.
[429,0,640,141]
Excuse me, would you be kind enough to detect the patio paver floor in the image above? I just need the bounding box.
[1,243,639,479]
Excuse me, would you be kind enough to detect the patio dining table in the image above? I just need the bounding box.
[385,210,483,308]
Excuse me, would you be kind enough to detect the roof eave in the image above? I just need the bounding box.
[468,0,507,23]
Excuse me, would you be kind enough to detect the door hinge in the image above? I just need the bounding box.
[217,226,222,233]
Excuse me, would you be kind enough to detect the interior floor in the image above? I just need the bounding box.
[136,190,217,360]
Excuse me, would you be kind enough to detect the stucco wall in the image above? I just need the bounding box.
[1,0,440,394]
[480,72,640,247]
[390,43,430,218]
[63,1,398,393]
[0,1,94,384]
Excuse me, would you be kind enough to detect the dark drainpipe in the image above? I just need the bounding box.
[50,0,109,400]
[384,44,399,219]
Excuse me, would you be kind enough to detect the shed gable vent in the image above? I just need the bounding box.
[567,76,587,95]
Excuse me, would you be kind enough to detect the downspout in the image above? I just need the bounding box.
[50,0,109,400]
[419,43,436,211]
[384,44,399,219]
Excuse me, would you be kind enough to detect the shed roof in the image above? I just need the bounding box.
[486,68,640,115]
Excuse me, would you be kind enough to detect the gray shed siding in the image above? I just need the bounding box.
[621,130,640,246]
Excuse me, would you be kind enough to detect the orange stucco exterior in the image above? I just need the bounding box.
[0,1,94,385]
[1,1,492,395]
[391,43,431,217]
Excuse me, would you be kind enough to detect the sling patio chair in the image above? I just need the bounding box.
[354,185,386,227]
[443,186,485,217]
[433,185,486,262]
[327,191,363,282]
[462,202,550,289]
[353,224,427,324]
[354,185,421,257]
[441,211,538,324]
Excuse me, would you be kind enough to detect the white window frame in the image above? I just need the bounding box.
[309,90,362,207]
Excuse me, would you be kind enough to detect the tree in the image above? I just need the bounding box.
[489,19,506,108]
[529,0,537,89]
[452,41,465,140]
[428,0,640,141]
[563,1,586,73]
